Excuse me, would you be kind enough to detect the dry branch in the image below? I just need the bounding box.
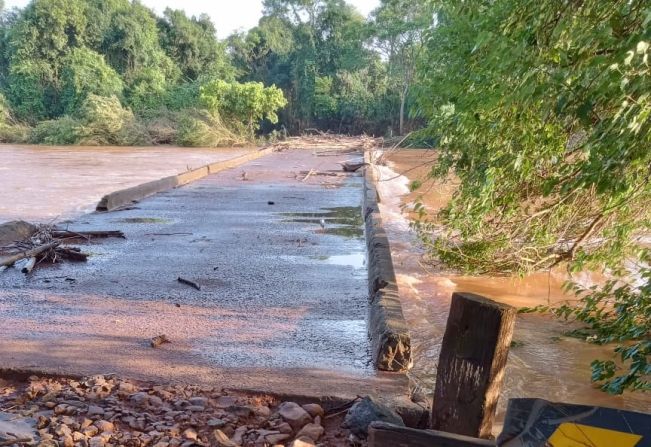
[177,276,201,291]
[0,241,60,268]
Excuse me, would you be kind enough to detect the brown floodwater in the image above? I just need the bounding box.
[375,149,651,429]
[0,144,251,223]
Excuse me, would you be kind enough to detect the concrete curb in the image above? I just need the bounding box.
[363,150,412,372]
[96,147,275,211]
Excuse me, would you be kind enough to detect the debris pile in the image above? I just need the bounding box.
[0,375,352,447]
[0,222,124,274]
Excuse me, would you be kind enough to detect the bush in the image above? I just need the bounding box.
[175,109,245,147]
[30,95,150,146]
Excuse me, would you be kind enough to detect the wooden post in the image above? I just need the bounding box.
[431,292,516,438]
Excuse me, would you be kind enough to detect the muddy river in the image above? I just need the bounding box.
[377,149,650,426]
[0,144,250,223]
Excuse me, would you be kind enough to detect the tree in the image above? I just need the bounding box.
[370,0,429,135]
[60,47,123,114]
[414,0,650,392]
[158,8,233,81]
[200,80,287,134]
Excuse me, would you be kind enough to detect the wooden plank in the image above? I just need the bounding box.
[368,422,496,447]
[431,292,516,439]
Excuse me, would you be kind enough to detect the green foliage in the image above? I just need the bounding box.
[31,94,149,145]
[415,0,650,274]
[158,8,233,81]
[60,47,123,114]
[175,109,245,147]
[414,0,650,392]
[200,80,287,134]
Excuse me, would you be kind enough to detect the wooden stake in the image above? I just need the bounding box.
[431,292,516,439]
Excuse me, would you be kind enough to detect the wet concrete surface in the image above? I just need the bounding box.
[0,149,408,399]
[0,144,251,223]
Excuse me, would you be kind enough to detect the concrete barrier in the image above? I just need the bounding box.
[96,148,274,212]
[363,150,412,372]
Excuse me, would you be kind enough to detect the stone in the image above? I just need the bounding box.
[215,396,237,409]
[277,402,311,430]
[55,424,72,437]
[148,396,164,407]
[255,406,271,418]
[89,435,105,447]
[118,382,138,394]
[186,405,205,412]
[130,392,150,407]
[62,435,74,447]
[277,422,293,434]
[72,431,86,441]
[342,396,404,439]
[210,429,237,447]
[289,437,315,447]
[87,405,105,417]
[94,420,115,432]
[301,404,324,419]
[182,428,197,441]
[226,405,254,419]
[207,418,226,428]
[266,433,290,444]
[188,397,208,406]
[83,425,99,437]
[231,426,247,445]
[296,423,324,442]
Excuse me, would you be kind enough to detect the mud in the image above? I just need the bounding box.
[0,144,251,223]
[0,148,410,402]
[375,149,651,427]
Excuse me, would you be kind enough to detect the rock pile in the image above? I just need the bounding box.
[0,375,352,447]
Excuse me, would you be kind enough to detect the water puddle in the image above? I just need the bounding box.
[320,253,366,269]
[280,206,363,238]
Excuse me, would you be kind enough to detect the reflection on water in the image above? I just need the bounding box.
[281,206,364,238]
[375,150,651,429]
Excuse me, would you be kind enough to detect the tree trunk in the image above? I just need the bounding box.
[399,87,407,136]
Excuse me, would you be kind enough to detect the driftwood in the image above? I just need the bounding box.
[20,257,37,274]
[340,161,368,172]
[56,247,89,262]
[150,334,171,348]
[177,276,201,291]
[0,241,60,268]
[368,422,495,447]
[51,229,125,240]
[299,170,345,177]
[301,169,316,182]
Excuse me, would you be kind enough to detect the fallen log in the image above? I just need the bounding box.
[51,229,125,240]
[0,241,60,268]
[150,334,171,348]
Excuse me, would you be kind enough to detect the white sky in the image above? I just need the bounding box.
[4,0,380,38]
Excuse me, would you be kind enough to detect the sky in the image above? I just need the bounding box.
[4,0,380,38]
